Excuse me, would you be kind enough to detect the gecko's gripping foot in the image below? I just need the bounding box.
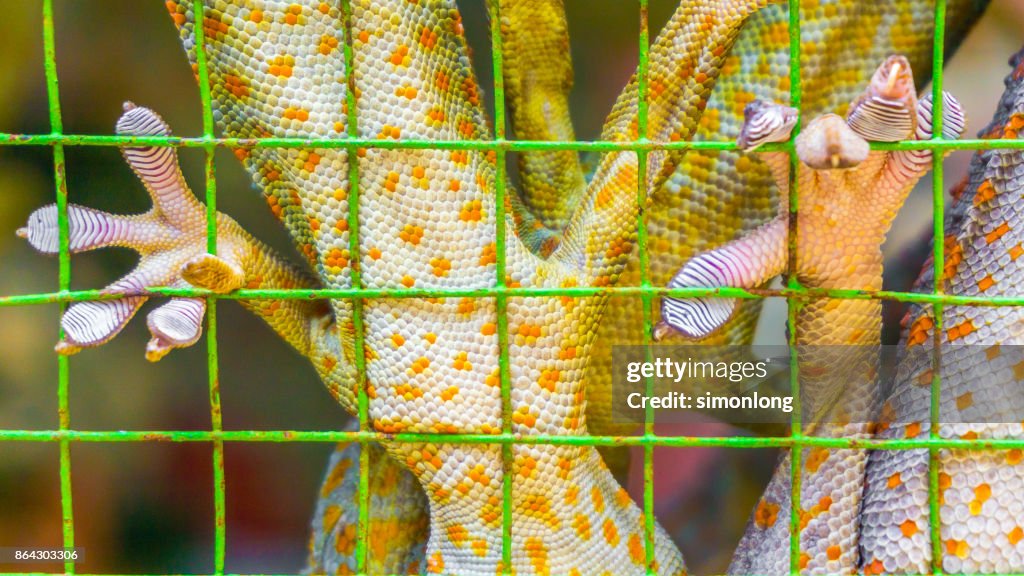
[18,103,249,361]
[655,100,797,341]
[657,55,965,342]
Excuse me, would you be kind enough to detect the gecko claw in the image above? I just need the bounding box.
[18,103,253,360]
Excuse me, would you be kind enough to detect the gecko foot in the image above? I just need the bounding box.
[18,103,250,361]
[655,100,796,341]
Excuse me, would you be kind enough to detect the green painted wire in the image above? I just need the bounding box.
[41,1,75,573]
[188,1,227,572]
[786,0,804,572]
[929,0,949,572]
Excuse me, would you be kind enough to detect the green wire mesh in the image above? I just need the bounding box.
[1,0,1023,575]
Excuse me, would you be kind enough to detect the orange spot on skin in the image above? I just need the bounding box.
[427,551,444,573]
[628,534,644,565]
[389,44,411,67]
[754,499,780,529]
[440,385,460,402]
[399,224,424,245]
[906,422,922,438]
[324,248,349,270]
[446,524,468,546]
[481,323,496,336]
[525,537,548,575]
[268,54,295,78]
[602,519,620,546]
[956,392,974,411]
[395,85,418,100]
[223,74,249,99]
[430,257,452,277]
[460,200,483,222]
[975,483,992,502]
[1009,526,1024,546]
[572,514,591,540]
[334,523,357,556]
[512,406,537,428]
[591,487,605,513]
[986,222,1011,244]
[410,357,430,374]
[1007,449,1023,465]
[390,334,405,347]
[1011,243,1024,261]
[805,448,830,473]
[368,247,381,260]
[906,315,934,347]
[424,333,437,344]
[944,234,964,280]
[537,369,560,392]
[419,26,438,49]
[978,275,996,292]
[457,298,476,315]
[318,34,339,55]
[799,553,812,571]
[947,320,976,342]
[864,559,885,575]
[471,540,487,557]
[900,520,918,538]
[479,243,497,266]
[888,473,902,489]
[283,107,309,122]
[452,352,472,371]
[946,539,969,559]
[975,179,997,205]
[827,545,841,561]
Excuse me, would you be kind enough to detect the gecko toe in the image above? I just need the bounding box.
[181,253,246,294]
[145,298,206,362]
[60,296,148,350]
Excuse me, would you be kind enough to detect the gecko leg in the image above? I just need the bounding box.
[654,100,796,341]
[727,57,966,576]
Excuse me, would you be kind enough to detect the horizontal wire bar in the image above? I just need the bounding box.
[5,285,1024,306]
[0,132,1021,152]
[1,428,1023,450]
[2,569,1015,573]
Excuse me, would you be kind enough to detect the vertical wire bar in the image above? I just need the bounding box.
[340,1,371,572]
[487,2,512,573]
[42,2,74,572]
[189,2,226,572]
[635,0,657,573]
[785,0,803,573]
[929,0,947,572]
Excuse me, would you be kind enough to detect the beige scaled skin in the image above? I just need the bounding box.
[659,55,967,575]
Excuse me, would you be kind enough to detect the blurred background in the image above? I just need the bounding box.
[0,1,1022,574]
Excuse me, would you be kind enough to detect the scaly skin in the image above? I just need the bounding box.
[859,49,1024,575]
[660,56,966,575]
[583,0,989,442]
[16,1,1007,573]
[20,0,777,573]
